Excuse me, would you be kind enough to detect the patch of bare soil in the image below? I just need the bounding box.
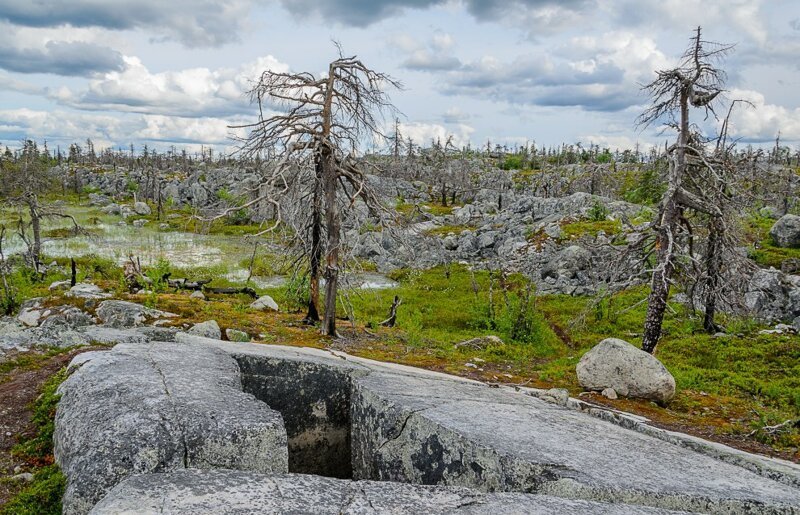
[0,348,98,507]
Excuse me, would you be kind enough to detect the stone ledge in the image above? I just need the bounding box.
[56,337,800,514]
[90,469,688,514]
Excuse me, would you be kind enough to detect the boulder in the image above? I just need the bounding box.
[55,342,288,513]
[132,219,147,228]
[250,295,279,312]
[100,203,121,215]
[769,214,800,248]
[226,328,250,342]
[49,280,72,291]
[541,245,590,280]
[95,300,177,328]
[65,283,111,300]
[188,320,221,339]
[133,201,151,216]
[576,338,676,404]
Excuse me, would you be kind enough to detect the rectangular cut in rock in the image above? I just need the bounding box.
[54,342,288,515]
[90,469,688,514]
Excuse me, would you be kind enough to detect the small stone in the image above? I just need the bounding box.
[464,362,478,369]
[602,388,618,400]
[49,280,71,291]
[132,219,147,228]
[190,290,206,301]
[188,320,221,340]
[249,295,279,312]
[133,201,151,216]
[12,472,34,482]
[225,328,250,342]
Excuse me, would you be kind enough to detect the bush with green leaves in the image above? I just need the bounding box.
[587,200,609,222]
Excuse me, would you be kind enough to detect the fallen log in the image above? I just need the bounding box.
[204,286,258,299]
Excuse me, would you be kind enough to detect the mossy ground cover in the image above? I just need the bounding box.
[1,368,69,515]
[2,197,797,463]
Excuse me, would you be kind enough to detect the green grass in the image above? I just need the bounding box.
[560,219,622,239]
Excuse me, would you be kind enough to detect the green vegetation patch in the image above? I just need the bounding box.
[3,369,69,515]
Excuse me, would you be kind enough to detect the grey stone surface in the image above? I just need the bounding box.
[187,320,221,339]
[770,214,800,248]
[133,201,152,215]
[55,342,288,514]
[576,338,676,403]
[95,300,177,328]
[58,339,800,514]
[91,469,687,514]
[65,283,111,300]
[250,294,279,311]
[226,328,250,342]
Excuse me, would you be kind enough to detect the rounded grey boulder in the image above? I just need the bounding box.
[188,320,221,339]
[770,214,800,248]
[576,338,676,404]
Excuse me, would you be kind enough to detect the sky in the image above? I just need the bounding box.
[1,0,799,155]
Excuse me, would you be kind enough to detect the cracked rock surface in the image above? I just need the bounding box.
[90,469,688,514]
[54,341,287,515]
[56,338,800,514]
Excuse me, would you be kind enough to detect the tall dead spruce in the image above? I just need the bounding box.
[637,27,733,353]
[232,52,400,337]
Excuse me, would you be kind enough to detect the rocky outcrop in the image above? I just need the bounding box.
[55,342,288,514]
[744,268,800,323]
[57,339,800,514]
[188,320,222,339]
[95,300,177,328]
[770,214,800,248]
[91,469,683,514]
[250,295,279,312]
[576,338,676,404]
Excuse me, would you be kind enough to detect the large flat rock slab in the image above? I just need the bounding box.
[213,339,800,513]
[90,469,685,514]
[351,371,800,513]
[54,341,288,515]
[56,337,800,514]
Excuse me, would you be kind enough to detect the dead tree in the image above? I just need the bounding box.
[636,27,732,353]
[231,49,401,336]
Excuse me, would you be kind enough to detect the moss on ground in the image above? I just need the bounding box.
[2,369,69,515]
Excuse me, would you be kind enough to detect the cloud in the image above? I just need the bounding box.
[0,73,43,95]
[442,107,470,123]
[0,0,251,47]
[53,55,290,118]
[0,22,125,76]
[723,89,800,143]
[399,121,474,147]
[423,32,665,112]
[279,0,442,27]
[0,108,248,150]
[399,32,462,71]
[279,0,594,32]
[0,40,124,76]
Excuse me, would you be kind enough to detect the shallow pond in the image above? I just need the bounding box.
[1,205,397,291]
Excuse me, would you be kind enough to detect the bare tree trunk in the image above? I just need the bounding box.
[305,162,323,323]
[27,194,42,271]
[322,149,340,337]
[702,217,722,333]
[642,90,688,353]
